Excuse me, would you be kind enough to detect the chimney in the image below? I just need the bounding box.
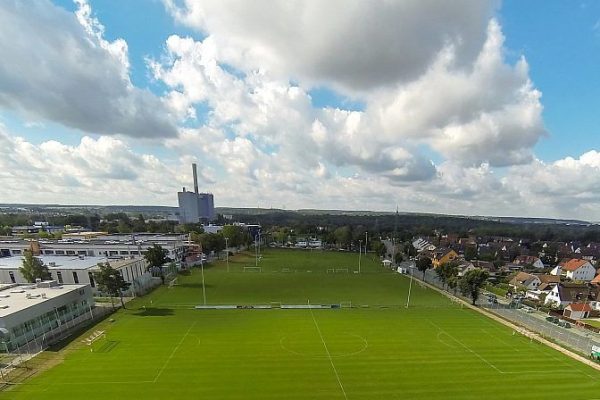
[192,163,199,194]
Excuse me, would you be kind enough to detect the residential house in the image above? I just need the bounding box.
[544,283,598,308]
[430,248,459,268]
[524,275,559,301]
[412,238,436,253]
[557,259,596,282]
[509,272,541,291]
[513,255,544,269]
[563,303,592,320]
[456,261,476,277]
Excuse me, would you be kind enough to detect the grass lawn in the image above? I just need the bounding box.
[3,249,600,399]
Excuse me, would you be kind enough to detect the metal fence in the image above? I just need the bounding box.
[0,305,113,385]
[407,266,600,357]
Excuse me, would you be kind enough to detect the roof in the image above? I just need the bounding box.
[0,282,88,317]
[556,284,599,303]
[514,255,541,265]
[566,303,592,312]
[0,255,107,270]
[561,259,591,272]
[510,272,538,287]
[538,274,560,284]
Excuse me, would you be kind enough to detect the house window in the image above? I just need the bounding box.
[66,250,75,255]
[56,271,63,284]
[88,272,95,288]
[12,250,21,255]
[72,271,79,284]
[9,271,15,283]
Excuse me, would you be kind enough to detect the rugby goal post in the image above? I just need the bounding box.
[243,266,262,272]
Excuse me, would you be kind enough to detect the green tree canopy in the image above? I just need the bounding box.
[436,261,459,289]
[19,250,50,283]
[94,263,131,309]
[459,269,489,305]
[144,244,170,284]
[416,257,433,280]
[221,225,245,247]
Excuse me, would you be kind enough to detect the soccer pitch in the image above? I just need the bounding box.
[4,249,600,399]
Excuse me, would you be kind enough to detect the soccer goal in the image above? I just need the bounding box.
[244,266,262,273]
[281,268,291,273]
[271,302,282,308]
[327,268,335,273]
[168,277,178,288]
[340,301,353,308]
[335,268,349,273]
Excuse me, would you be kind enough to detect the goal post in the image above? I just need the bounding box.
[335,268,349,273]
[281,268,291,273]
[243,266,262,273]
[340,301,353,308]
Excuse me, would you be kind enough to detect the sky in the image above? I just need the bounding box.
[0,0,599,220]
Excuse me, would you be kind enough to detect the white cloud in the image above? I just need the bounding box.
[0,0,177,138]
[165,0,498,92]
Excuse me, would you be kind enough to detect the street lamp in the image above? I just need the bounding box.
[358,239,363,273]
[225,237,229,273]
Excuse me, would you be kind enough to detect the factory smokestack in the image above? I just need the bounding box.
[192,163,199,194]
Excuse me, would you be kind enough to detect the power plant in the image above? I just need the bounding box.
[177,163,215,223]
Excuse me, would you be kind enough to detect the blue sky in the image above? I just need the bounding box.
[0,0,599,220]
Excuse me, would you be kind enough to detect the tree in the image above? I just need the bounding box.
[20,250,50,282]
[333,226,352,249]
[370,240,386,257]
[394,252,403,264]
[221,225,245,247]
[416,257,433,280]
[144,244,170,284]
[94,263,131,309]
[459,269,489,305]
[436,261,459,289]
[196,233,226,255]
[464,246,477,261]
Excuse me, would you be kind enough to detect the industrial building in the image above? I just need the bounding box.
[177,163,215,223]
[0,281,93,351]
[0,256,153,296]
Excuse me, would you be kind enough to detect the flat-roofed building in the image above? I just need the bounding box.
[0,233,186,262]
[0,256,153,296]
[0,281,93,351]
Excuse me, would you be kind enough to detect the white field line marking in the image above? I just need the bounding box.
[427,320,503,374]
[477,317,597,379]
[309,307,348,400]
[154,322,196,383]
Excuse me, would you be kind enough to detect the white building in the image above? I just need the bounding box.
[0,256,153,296]
[553,259,596,282]
[0,281,93,351]
[0,233,186,262]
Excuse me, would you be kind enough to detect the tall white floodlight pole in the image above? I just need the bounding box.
[255,236,258,267]
[406,268,414,308]
[200,258,207,305]
[225,237,229,273]
[358,239,363,273]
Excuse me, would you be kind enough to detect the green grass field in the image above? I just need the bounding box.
[4,249,600,399]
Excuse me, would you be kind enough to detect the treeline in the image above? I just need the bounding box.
[233,211,600,244]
